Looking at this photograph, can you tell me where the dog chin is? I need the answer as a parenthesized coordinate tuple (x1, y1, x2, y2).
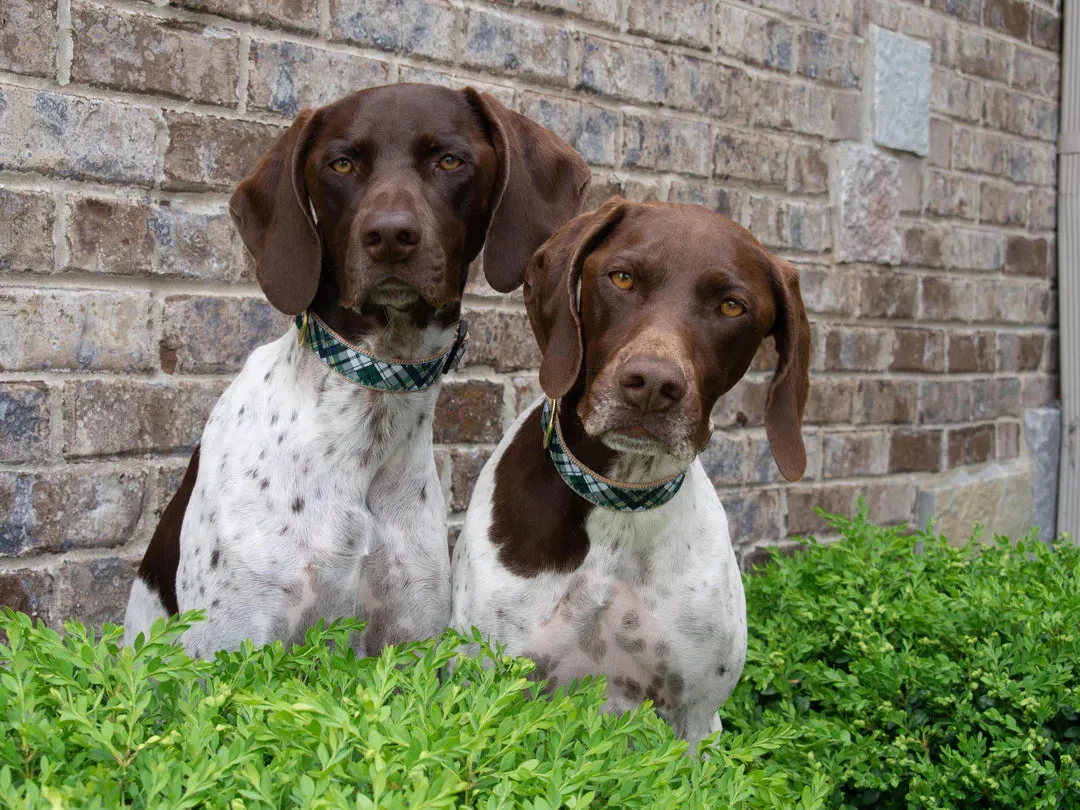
(363, 278, 423, 309)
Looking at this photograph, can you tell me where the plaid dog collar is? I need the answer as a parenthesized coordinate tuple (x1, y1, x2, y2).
(541, 398, 687, 512)
(295, 310, 468, 392)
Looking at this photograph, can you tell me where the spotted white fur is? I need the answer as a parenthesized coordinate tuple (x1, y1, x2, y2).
(124, 313, 455, 658)
(451, 399, 747, 750)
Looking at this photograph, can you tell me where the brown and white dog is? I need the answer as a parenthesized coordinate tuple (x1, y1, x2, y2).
(450, 198, 810, 749)
(123, 84, 590, 657)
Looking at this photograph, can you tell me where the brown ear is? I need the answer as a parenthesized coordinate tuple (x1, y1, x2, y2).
(524, 198, 627, 399)
(765, 259, 811, 482)
(229, 110, 321, 315)
(467, 90, 592, 294)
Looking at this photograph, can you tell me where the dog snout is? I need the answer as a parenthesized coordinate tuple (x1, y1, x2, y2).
(360, 210, 422, 263)
(618, 355, 687, 414)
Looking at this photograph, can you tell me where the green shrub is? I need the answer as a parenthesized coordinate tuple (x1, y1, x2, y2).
(724, 508, 1080, 809)
(1, 509, 1077, 808)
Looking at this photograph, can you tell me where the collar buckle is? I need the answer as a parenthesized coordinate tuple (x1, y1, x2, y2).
(542, 398, 559, 449)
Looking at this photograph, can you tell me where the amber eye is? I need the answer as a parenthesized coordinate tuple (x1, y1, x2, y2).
(438, 154, 463, 171)
(720, 299, 747, 317)
(330, 158, 353, 174)
(609, 271, 634, 291)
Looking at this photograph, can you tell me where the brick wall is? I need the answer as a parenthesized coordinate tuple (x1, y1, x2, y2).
(0, 0, 1062, 626)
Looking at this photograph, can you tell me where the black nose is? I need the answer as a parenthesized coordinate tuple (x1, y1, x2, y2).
(361, 210, 421, 263)
(618, 355, 687, 414)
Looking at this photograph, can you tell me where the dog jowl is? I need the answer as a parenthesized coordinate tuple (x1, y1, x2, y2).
(124, 84, 590, 658)
(451, 198, 810, 749)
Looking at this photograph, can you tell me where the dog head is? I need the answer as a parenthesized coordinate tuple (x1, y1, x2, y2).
(230, 84, 591, 324)
(524, 198, 811, 481)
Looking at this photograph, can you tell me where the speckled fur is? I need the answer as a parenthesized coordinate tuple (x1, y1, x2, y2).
(451, 400, 747, 750)
(124, 312, 454, 658)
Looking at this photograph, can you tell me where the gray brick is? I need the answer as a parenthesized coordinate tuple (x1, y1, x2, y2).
(788, 143, 829, 194)
(0, 0, 56, 77)
(580, 36, 668, 105)
(622, 114, 712, 176)
(332, 0, 456, 61)
(72, 3, 239, 105)
(63, 380, 227, 458)
(957, 29, 1010, 82)
(801, 29, 863, 88)
(667, 56, 753, 123)
(1006, 141, 1056, 186)
(627, 0, 710, 49)
(520, 93, 618, 167)
(0, 383, 50, 463)
(247, 40, 390, 117)
(462, 9, 571, 84)
(461, 309, 540, 372)
(0, 568, 54, 624)
(161, 296, 288, 374)
(942, 228, 1004, 271)
(164, 113, 284, 191)
(1012, 47, 1059, 98)
(0, 85, 162, 184)
(0, 466, 147, 557)
(0, 189, 53, 274)
(66, 197, 252, 282)
(823, 430, 889, 478)
(0, 288, 153, 373)
(54, 557, 139, 628)
(931, 71, 983, 123)
(714, 130, 788, 186)
(450, 448, 491, 512)
(925, 170, 977, 220)
(714, 4, 794, 71)
(170, 0, 319, 31)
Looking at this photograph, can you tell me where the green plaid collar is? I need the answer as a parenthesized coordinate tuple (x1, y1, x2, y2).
(541, 399, 687, 512)
(295, 310, 468, 392)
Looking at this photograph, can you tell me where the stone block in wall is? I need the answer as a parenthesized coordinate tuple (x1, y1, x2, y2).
(1023, 408, 1060, 542)
(332, 0, 457, 61)
(872, 27, 931, 155)
(0, 189, 53, 274)
(0, 85, 162, 185)
(916, 460, 1035, 545)
(0, 0, 56, 77)
(831, 144, 901, 264)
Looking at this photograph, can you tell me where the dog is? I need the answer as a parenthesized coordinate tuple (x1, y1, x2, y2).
(450, 197, 810, 749)
(123, 84, 590, 658)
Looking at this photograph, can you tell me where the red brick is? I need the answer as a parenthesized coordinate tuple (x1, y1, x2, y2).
(904, 224, 946, 268)
(947, 332, 995, 373)
(804, 378, 857, 425)
(71, 3, 239, 105)
(825, 328, 892, 372)
(164, 113, 284, 191)
(434, 381, 504, 444)
(0, 0, 55, 77)
(890, 428, 943, 472)
(997, 332, 1045, 372)
(947, 423, 995, 467)
(858, 270, 918, 319)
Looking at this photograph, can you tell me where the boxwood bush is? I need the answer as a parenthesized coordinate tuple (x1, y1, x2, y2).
(1, 509, 1077, 808)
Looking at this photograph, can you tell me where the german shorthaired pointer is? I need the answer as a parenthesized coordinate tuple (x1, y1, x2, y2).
(124, 84, 590, 657)
(451, 198, 810, 749)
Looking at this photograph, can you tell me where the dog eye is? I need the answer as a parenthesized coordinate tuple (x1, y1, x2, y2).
(720, 299, 746, 317)
(609, 271, 634, 291)
(330, 158, 353, 174)
(438, 154, 463, 171)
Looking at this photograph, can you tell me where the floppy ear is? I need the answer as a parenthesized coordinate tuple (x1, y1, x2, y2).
(229, 110, 321, 315)
(524, 197, 627, 399)
(467, 90, 592, 294)
(764, 259, 811, 482)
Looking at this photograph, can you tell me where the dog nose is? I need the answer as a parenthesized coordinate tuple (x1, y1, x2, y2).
(360, 210, 421, 263)
(618, 355, 687, 414)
